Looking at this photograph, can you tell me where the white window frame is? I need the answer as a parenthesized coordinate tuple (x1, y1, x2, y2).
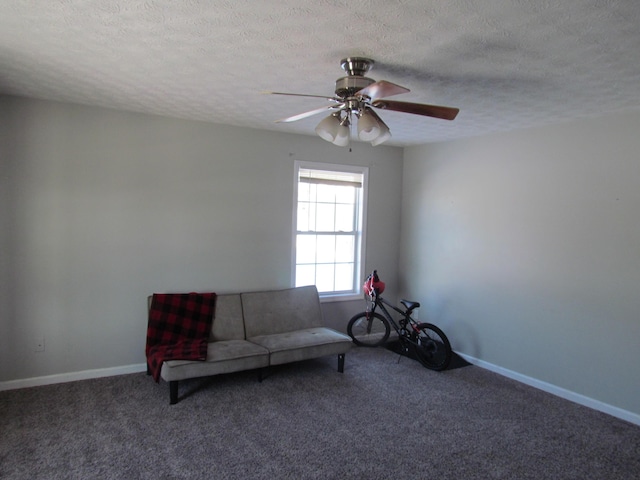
(292, 161, 368, 301)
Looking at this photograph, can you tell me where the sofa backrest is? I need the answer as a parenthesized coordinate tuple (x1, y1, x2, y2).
(241, 285, 323, 338)
(147, 293, 245, 342)
(210, 294, 245, 341)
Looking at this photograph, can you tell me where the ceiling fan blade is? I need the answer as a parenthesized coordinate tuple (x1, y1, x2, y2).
(275, 104, 344, 123)
(356, 80, 410, 101)
(372, 100, 459, 120)
(263, 91, 342, 103)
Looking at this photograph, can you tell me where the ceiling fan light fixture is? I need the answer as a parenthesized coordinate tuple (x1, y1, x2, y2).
(370, 114, 391, 146)
(269, 57, 459, 148)
(357, 108, 381, 142)
(370, 127, 391, 146)
(315, 112, 342, 142)
(366, 107, 391, 145)
(332, 115, 351, 147)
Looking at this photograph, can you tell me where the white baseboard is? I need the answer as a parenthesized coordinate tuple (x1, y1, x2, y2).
(0, 363, 147, 392)
(457, 352, 640, 427)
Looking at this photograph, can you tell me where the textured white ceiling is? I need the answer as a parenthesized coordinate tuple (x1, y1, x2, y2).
(2, 1, 640, 146)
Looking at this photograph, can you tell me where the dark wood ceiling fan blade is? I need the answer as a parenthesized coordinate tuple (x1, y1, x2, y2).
(275, 104, 344, 123)
(263, 91, 342, 103)
(356, 80, 410, 101)
(372, 100, 459, 120)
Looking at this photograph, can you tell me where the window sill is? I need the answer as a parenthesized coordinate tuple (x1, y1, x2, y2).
(319, 293, 363, 303)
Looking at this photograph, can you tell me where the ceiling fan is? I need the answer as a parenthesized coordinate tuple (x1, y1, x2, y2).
(266, 57, 459, 147)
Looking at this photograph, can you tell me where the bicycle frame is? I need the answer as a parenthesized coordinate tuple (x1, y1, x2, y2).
(366, 291, 420, 339)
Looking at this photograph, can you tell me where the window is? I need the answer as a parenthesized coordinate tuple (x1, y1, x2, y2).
(293, 161, 368, 299)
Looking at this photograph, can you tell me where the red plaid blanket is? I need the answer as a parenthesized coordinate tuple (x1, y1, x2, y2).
(146, 292, 217, 382)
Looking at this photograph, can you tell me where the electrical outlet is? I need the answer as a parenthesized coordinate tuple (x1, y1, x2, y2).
(32, 335, 45, 352)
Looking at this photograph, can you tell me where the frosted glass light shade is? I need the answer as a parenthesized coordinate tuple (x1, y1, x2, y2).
(357, 109, 381, 141)
(371, 122, 391, 146)
(315, 113, 341, 142)
(332, 123, 350, 146)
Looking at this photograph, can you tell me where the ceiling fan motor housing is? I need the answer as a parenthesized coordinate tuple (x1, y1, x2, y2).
(335, 76, 375, 98)
(335, 57, 376, 98)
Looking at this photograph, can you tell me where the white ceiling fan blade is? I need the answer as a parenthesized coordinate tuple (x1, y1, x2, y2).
(275, 104, 344, 123)
(263, 91, 343, 103)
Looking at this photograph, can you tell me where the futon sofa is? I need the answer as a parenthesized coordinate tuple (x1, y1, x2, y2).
(147, 285, 352, 404)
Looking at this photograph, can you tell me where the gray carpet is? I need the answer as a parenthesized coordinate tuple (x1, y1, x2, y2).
(1, 347, 638, 479)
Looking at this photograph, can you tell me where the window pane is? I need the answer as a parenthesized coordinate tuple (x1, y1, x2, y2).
(297, 202, 310, 231)
(334, 186, 354, 203)
(316, 203, 335, 231)
(316, 235, 335, 263)
(296, 235, 316, 264)
(298, 182, 310, 201)
(335, 235, 354, 263)
(316, 264, 335, 292)
(335, 204, 355, 231)
(308, 203, 317, 231)
(316, 183, 337, 203)
(335, 263, 354, 291)
(296, 265, 315, 287)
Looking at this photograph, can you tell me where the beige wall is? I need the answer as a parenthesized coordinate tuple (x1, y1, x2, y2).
(400, 111, 640, 419)
(0, 95, 403, 382)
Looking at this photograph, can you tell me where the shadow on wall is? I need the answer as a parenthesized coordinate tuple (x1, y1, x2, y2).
(448, 320, 482, 359)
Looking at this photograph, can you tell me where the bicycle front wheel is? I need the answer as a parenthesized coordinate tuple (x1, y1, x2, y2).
(347, 312, 390, 347)
(411, 323, 452, 371)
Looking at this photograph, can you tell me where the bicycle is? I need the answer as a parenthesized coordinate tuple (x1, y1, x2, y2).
(347, 270, 452, 371)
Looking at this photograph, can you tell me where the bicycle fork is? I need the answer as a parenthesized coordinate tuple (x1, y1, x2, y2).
(364, 302, 377, 334)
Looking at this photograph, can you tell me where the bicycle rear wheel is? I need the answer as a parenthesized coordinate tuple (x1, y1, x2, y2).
(411, 323, 452, 371)
(347, 312, 390, 347)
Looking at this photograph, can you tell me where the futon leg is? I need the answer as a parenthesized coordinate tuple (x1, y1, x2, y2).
(338, 353, 345, 373)
(169, 381, 178, 405)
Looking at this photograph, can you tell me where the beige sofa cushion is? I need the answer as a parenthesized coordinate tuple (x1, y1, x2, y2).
(161, 339, 269, 382)
(248, 327, 351, 366)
